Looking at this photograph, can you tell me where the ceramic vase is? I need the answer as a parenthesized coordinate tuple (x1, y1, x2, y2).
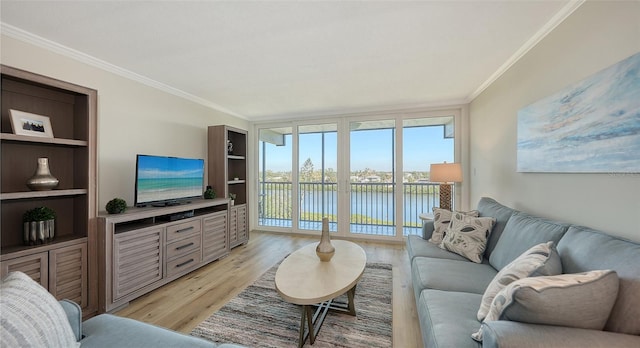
(23, 219, 55, 245)
(316, 217, 335, 262)
(26, 157, 59, 191)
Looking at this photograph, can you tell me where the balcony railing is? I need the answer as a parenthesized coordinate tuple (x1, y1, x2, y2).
(258, 181, 441, 236)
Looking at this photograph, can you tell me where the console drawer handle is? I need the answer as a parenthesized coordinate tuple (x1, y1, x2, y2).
(176, 226, 194, 233)
(176, 242, 194, 251)
(176, 259, 194, 268)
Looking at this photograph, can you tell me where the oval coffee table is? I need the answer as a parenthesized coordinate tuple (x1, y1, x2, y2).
(275, 240, 367, 347)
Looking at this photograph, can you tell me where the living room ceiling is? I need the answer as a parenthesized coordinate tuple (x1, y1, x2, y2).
(1, 1, 578, 121)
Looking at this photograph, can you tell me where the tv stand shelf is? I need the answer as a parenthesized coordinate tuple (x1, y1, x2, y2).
(98, 198, 230, 312)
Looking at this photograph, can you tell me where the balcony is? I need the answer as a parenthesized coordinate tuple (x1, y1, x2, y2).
(258, 181, 441, 236)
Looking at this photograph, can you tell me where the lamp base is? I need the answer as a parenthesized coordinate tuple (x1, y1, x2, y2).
(439, 183, 453, 211)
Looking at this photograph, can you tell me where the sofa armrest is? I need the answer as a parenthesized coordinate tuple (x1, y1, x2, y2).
(482, 321, 640, 348)
(422, 220, 435, 240)
(58, 299, 82, 341)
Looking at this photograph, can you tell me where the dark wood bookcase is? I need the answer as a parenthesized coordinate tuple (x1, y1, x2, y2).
(0, 65, 97, 317)
(207, 125, 248, 247)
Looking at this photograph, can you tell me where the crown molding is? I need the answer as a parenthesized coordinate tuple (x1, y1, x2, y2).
(249, 98, 469, 123)
(467, 0, 586, 102)
(1, 22, 246, 119)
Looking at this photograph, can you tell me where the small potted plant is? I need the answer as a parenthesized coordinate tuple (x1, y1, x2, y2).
(23, 206, 56, 245)
(204, 185, 216, 199)
(106, 198, 127, 214)
(229, 193, 237, 206)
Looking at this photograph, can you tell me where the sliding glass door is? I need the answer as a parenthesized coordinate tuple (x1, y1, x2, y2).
(258, 126, 293, 228)
(348, 120, 396, 236)
(255, 111, 458, 239)
(298, 124, 338, 232)
(402, 116, 454, 235)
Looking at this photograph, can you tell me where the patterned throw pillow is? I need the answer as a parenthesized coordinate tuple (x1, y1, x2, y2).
(471, 270, 619, 342)
(429, 208, 479, 245)
(477, 241, 562, 321)
(439, 212, 496, 263)
(0, 272, 80, 347)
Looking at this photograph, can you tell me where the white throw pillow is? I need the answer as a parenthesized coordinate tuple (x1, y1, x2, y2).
(429, 208, 479, 245)
(472, 270, 619, 342)
(439, 212, 496, 263)
(0, 271, 80, 348)
(477, 241, 562, 321)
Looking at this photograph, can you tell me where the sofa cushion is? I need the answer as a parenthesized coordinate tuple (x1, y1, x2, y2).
(82, 314, 219, 347)
(472, 270, 619, 342)
(557, 225, 640, 335)
(477, 241, 562, 321)
(418, 289, 482, 348)
(0, 272, 80, 348)
(489, 212, 569, 271)
(429, 208, 479, 245)
(476, 197, 517, 258)
(412, 257, 497, 300)
(440, 213, 496, 263)
(482, 321, 640, 348)
(406, 234, 472, 262)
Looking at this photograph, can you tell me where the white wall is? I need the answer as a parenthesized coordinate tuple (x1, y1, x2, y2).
(1, 35, 249, 209)
(469, 1, 640, 241)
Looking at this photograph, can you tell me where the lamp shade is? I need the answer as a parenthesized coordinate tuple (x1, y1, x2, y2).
(430, 162, 462, 183)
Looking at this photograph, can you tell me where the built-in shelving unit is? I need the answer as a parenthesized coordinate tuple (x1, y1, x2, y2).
(0, 65, 97, 317)
(208, 125, 248, 248)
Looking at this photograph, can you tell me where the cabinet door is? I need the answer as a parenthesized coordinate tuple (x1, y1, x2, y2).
(113, 227, 163, 300)
(236, 205, 248, 244)
(229, 207, 238, 246)
(202, 211, 228, 262)
(0, 252, 48, 288)
(49, 243, 87, 308)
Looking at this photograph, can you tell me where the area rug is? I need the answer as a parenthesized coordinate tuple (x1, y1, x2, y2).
(191, 262, 392, 347)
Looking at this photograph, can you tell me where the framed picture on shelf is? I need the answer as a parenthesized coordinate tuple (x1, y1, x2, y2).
(9, 109, 54, 138)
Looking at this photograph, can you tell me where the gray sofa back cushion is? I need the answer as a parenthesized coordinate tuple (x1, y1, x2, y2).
(477, 197, 517, 259)
(489, 212, 569, 271)
(557, 226, 640, 335)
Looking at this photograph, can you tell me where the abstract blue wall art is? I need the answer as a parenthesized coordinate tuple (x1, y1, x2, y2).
(517, 52, 640, 173)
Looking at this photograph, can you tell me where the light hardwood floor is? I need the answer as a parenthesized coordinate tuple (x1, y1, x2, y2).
(116, 231, 423, 347)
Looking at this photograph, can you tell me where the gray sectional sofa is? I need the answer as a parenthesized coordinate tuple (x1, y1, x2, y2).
(407, 197, 640, 348)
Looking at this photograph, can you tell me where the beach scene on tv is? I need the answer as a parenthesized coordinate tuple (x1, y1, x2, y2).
(136, 155, 204, 205)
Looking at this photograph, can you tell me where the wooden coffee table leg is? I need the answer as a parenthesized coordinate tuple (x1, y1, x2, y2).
(298, 305, 307, 348)
(306, 305, 316, 344)
(347, 284, 357, 316)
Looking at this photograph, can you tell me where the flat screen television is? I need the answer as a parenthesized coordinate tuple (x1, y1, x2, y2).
(135, 154, 205, 207)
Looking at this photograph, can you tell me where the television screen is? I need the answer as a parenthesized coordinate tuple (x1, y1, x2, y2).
(135, 154, 205, 206)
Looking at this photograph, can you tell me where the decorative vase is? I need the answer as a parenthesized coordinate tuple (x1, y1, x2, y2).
(23, 219, 54, 245)
(227, 140, 233, 154)
(26, 157, 59, 191)
(316, 217, 335, 262)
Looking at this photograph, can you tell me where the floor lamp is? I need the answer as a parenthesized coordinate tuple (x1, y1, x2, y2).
(430, 162, 462, 211)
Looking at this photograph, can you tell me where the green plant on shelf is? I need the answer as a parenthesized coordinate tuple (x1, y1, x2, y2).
(106, 198, 127, 214)
(204, 186, 216, 199)
(23, 206, 56, 222)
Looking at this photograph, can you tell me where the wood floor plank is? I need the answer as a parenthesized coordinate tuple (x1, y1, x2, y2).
(116, 231, 423, 347)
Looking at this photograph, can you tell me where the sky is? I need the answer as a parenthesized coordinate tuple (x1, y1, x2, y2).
(260, 124, 454, 173)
